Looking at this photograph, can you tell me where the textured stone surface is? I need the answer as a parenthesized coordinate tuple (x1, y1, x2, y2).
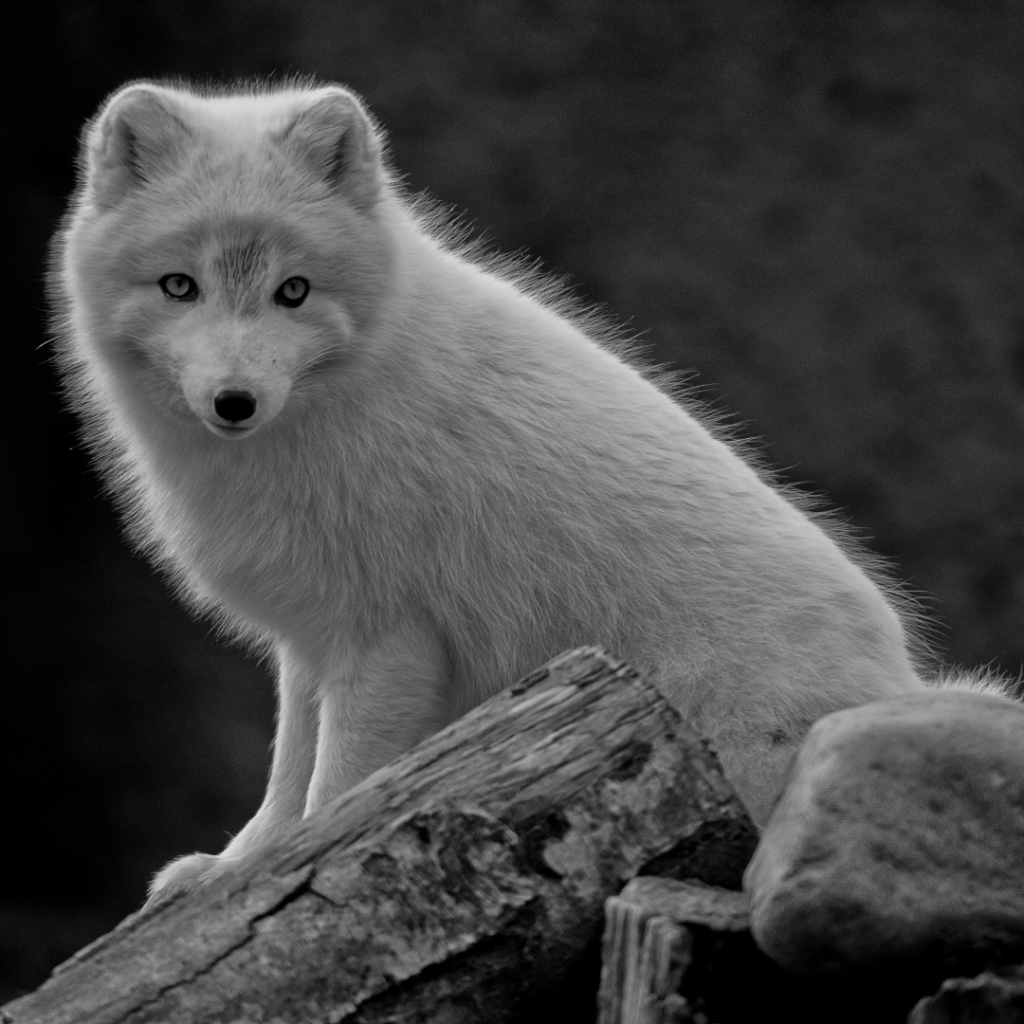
(744, 690, 1024, 979)
(909, 965, 1024, 1024)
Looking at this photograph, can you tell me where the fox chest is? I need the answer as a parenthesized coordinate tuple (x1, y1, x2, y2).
(156, 474, 363, 627)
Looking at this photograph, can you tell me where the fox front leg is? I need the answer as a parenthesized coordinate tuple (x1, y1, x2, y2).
(146, 646, 316, 903)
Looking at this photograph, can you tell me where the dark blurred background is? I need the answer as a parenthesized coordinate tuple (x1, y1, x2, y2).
(4, 0, 1023, 1002)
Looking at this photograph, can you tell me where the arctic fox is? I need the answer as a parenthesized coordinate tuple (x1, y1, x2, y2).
(52, 80, 999, 901)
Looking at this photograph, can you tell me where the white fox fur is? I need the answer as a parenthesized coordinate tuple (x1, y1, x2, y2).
(52, 80, 1011, 901)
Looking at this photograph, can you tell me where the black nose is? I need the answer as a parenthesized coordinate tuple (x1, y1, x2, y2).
(214, 390, 257, 423)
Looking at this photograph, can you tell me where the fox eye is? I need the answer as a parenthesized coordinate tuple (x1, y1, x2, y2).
(275, 277, 309, 308)
(159, 274, 199, 301)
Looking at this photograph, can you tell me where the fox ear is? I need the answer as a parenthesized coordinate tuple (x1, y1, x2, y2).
(83, 84, 192, 210)
(281, 88, 384, 211)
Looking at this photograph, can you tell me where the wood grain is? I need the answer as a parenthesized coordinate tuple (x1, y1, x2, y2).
(3, 647, 756, 1024)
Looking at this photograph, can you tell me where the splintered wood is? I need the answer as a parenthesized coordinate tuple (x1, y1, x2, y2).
(598, 877, 765, 1024)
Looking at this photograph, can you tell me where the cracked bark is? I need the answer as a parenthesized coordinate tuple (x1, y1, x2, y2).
(2, 647, 757, 1024)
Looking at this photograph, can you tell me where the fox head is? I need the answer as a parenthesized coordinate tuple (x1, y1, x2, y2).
(59, 81, 395, 442)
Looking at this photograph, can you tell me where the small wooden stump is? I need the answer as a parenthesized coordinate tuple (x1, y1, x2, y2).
(598, 877, 789, 1024)
(3, 648, 758, 1024)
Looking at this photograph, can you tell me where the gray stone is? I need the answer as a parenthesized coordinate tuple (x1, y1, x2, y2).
(744, 690, 1024, 979)
(909, 965, 1024, 1023)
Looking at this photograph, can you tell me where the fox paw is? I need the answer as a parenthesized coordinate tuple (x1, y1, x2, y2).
(146, 852, 239, 906)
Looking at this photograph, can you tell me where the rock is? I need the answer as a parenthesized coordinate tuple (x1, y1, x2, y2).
(909, 965, 1024, 1024)
(744, 690, 1024, 980)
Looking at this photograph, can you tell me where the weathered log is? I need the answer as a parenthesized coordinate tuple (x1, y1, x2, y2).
(2, 647, 757, 1024)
